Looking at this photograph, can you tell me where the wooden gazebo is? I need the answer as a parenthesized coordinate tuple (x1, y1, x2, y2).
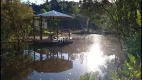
(32, 10, 74, 42)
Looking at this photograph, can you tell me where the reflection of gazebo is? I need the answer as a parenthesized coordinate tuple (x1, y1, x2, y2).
(32, 10, 73, 42)
(34, 58, 73, 73)
(32, 49, 73, 73)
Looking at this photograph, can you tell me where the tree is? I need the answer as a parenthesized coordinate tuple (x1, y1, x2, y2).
(70, 2, 80, 16)
(59, 2, 67, 12)
(80, 0, 141, 79)
(40, 8, 46, 13)
(1, 0, 34, 42)
(81, 0, 141, 46)
(44, 4, 51, 11)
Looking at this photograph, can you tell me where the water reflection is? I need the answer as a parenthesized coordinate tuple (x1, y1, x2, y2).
(86, 35, 116, 72)
(1, 34, 124, 80)
(34, 58, 73, 73)
(1, 43, 34, 80)
(87, 43, 106, 72)
(32, 50, 73, 73)
(28, 34, 119, 79)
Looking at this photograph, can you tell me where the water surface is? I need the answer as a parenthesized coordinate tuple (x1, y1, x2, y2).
(2, 34, 124, 80)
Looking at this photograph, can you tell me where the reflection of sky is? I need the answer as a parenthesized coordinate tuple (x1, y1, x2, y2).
(85, 35, 115, 74)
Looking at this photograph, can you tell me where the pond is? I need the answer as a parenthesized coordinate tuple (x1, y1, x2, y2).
(1, 34, 125, 80)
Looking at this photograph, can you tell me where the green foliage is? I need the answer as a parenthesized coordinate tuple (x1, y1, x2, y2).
(111, 54, 141, 80)
(39, 48, 49, 54)
(81, 0, 141, 37)
(136, 10, 141, 26)
(40, 9, 46, 13)
(1, 0, 34, 42)
(80, 73, 90, 80)
(80, 72, 99, 80)
(111, 0, 141, 38)
(70, 3, 80, 16)
(59, 2, 67, 12)
(49, 19, 60, 28)
(44, 4, 51, 11)
(80, 0, 141, 80)
(125, 33, 141, 57)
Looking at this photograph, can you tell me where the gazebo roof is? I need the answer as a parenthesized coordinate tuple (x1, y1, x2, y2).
(34, 10, 73, 19)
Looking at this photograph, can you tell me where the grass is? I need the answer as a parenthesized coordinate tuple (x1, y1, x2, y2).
(72, 30, 102, 34)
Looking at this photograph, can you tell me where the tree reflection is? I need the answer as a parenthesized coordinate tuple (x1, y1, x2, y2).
(1, 42, 34, 80)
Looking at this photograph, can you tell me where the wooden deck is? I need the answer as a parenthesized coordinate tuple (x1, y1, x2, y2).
(2, 35, 73, 45)
(28, 36, 73, 46)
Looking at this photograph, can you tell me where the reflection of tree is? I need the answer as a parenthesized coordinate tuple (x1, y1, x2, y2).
(68, 52, 85, 64)
(1, 43, 34, 80)
(70, 53, 77, 60)
(79, 53, 84, 64)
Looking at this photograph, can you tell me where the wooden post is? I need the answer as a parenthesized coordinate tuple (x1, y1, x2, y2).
(57, 52, 58, 59)
(40, 53, 42, 61)
(34, 49, 35, 62)
(46, 54, 48, 59)
(69, 19, 71, 40)
(61, 52, 62, 59)
(33, 16, 35, 41)
(47, 18, 48, 29)
(68, 53, 69, 61)
(47, 18, 48, 39)
(69, 29, 70, 40)
(50, 19, 51, 34)
(39, 17, 40, 40)
(57, 25, 59, 40)
(68, 19, 70, 39)
(53, 53, 54, 59)
(40, 16, 42, 40)
(50, 52, 51, 58)
(49, 18, 52, 41)
(57, 18, 60, 40)
(41, 16, 43, 40)
(33, 16, 36, 62)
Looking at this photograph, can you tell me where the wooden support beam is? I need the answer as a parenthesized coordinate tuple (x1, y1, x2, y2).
(52, 54, 54, 59)
(39, 16, 41, 40)
(33, 16, 36, 62)
(57, 25, 59, 40)
(69, 29, 71, 40)
(69, 20, 71, 39)
(61, 52, 62, 59)
(33, 16, 35, 41)
(68, 53, 69, 61)
(46, 54, 49, 59)
(40, 53, 43, 61)
(68, 20, 70, 39)
(40, 16, 43, 40)
(57, 52, 58, 59)
(50, 52, 51, 58)
(47, 18, 48, 31)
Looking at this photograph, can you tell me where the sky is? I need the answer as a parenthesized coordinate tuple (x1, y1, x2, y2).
(21, 0, 79, 5)
(20, 0, 115, 5)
